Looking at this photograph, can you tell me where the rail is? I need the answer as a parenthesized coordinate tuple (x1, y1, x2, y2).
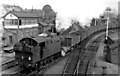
(75, 32, 104, 75)
(62, 36, 89, 76)
(2, 60, 18, 71)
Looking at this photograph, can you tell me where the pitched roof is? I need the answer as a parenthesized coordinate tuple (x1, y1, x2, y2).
(33, 35, 61, 43)
(61, 24, 85, 35)
(33, 36, 48, 43)
(3, 10, 44, 18)
(61, 26, 73, 35)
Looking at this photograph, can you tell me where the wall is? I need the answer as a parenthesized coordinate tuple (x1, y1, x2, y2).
(3, 27, 39, 46)
(3, 29, 17, 46)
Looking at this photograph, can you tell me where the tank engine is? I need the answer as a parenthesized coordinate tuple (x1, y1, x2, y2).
(13, 36, 64, 70)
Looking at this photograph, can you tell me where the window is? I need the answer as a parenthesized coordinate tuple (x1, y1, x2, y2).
(25, 20, 28, 24)
(11, 20, 14, 25)
(9, 35, 12, 44)
(22, 20, 25, 25)
(30, 30, 33, 36)
(4, 20, 12, 25)
(28, 19, 31, 24)
(14, 20, 18, 25)
(19, 20, 21, 25)
(35, 19, 37, 23)
(5, 19, 19, 25)
(31, 19, 34, 24)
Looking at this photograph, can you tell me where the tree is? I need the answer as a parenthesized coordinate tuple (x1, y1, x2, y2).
(42, 5, 56, 24)
(41, 5, 57, 33)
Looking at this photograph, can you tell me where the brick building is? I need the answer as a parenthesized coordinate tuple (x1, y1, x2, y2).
(2, 5, 56, 48)
(2, 10, 41, 46)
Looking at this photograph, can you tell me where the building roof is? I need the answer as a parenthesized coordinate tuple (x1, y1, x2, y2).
(61, 24, 85, 35)
(33, 35, 61, 43)
(2, 10, 44, 18)
(33, 36, 48, 43)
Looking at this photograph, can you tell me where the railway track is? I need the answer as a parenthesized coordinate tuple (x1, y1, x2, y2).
(62, 33, 104, 76)
(75, 35, 102, 75)
(2, 31, 115, 75)
(62, 38, 88, 76)
(2, 59, 18, 71)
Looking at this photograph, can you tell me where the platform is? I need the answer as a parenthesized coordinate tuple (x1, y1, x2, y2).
(90, 40, 119, 75)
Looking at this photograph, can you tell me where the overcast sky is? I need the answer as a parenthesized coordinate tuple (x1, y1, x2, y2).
(0, 0, 119, 28)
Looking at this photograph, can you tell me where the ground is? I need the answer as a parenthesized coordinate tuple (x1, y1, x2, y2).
(90, 32, 119, 75)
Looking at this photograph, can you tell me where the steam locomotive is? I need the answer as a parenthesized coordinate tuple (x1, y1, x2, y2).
(13, 35, 75, 71)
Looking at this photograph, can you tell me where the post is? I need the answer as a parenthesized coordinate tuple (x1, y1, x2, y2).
(66, 38, 68, 47)
(95, 18, 96, 26)
(17, 19, 19, 42)
(105, 7, 111, 40)
(105, 17, 109, 40)
(102, 66, 107, 75)
(43, 26, 45, 33)
(1, 21, 4, 54)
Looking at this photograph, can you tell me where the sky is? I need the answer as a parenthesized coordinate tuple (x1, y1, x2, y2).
(0, 0, 119, 28)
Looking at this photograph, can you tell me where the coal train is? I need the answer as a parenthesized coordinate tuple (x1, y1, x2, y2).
(13, 35, 76, 71)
